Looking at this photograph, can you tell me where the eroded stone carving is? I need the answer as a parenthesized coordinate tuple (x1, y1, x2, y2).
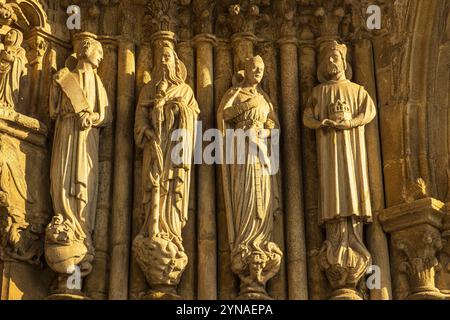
(0, 28, 28, 111)
(132, 40, 199, 300)
(380, 198, 450, 300)
(45, 32, 111, 298)
(0, 108, 48, 265)
(218, 55, 282, 300)
(303, 41, 376, 300)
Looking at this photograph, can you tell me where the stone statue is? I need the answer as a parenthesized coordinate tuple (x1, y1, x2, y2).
(132, 40, 199, 299)
(45, 33, 111, 298)
(217, 55, 282, 300)
(0, 28, 27, 110)
(303, 40, 377, 300)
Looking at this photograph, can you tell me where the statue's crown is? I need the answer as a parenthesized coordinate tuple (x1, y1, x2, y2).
(319, 40, 347, 62)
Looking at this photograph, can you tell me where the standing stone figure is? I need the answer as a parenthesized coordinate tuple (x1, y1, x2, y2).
(133, 41, 199, 299)
(0, 28, 27, 110)
(45, 33, 111, 297)
(218, 55, 282, 300)
(303, 41, 376, 300)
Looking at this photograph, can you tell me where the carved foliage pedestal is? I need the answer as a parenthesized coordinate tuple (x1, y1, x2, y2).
(380, 198, 450, 300)
(437, 208, 450, 294)
(133, 234, 188, 300)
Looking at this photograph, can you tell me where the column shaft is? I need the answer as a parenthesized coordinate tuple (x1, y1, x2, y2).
(279, 38, 308, 300)
(195, 34, 217, 300)
(109, 39, 135, 300)
(354, 38, 392, 300)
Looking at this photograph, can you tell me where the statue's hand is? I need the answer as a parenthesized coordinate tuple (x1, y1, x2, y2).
(334, 120, 352, 130)
(90, 112, 100, 123)
(79, 111, 93, 130)
(321, 119, 338, 128)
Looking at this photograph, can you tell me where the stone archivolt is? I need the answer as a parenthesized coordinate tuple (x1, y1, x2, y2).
(0, 0, 449, 301)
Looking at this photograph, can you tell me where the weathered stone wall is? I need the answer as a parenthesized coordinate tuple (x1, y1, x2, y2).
(0, 0, 449, 300)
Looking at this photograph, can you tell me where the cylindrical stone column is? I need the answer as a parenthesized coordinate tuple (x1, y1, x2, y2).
(353, 38, 392, 300)
(108, 38, 135, 300)
(278, 36, 308, 300)
(193, 33, 217, 300)
(298, 41, 329, 300)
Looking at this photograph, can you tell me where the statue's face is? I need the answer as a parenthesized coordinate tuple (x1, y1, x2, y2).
(245, 59, 264, 85)
(4, 30, 18, 47)
(160, 47, 176, 70)
(326, 49, 345, 79)
(84, 44, 103, 69)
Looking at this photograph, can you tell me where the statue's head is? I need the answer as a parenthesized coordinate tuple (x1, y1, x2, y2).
(4, 28, 23, 47)
(153, 41, 186, 85)
(317, 41, 349, 82)
(244, 55, 265, 86)
(76, 37, 103, 69)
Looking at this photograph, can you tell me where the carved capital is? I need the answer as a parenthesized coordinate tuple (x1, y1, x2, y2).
(380, 198, 450, 300)
(437, 208, 450, 294)
(143, 0, 178, 35)
(217, 1, 271, 37)
(192, 0, 214, 35)
(25, 32, 48, 67)
(297, 0, 349, 41)
(275, 0, 297, 39)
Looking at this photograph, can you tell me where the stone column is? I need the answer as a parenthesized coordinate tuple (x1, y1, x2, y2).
(380, 198, 448, 300)
(298, 40, 329, 300)
(177, 39, 197, 300)
(278, 36, 308, 300)
(214, 38, 239, 299)
(193, 33, 217, 300)
(108, 38, 135, 300)
(353, 38, 392, 300)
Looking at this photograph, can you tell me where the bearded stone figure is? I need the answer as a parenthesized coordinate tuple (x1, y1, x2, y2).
(0, 28, 27, 111)
(303, 41, 376, 300)
(133, 41, 199, 300)
(218, 55, 282, 300)
(45, 33, 111, 298)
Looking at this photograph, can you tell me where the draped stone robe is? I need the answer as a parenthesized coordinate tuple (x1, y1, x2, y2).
(49, 68, 111, 256)
(303, 79, 376, 225)
(218, 85, 282, 284)
(0, 45, 27, 110)
(135, 81, 199, 249)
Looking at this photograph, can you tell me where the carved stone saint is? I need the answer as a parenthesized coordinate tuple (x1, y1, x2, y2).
(133, 41, 199, 300)
(45, 33, 111, 298)
(218, 55, 282, 300)
(0, 28, 28, 110)
(303, 41, 377, 300)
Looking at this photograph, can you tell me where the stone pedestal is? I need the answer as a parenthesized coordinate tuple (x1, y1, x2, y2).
(380, 198, 450, 300)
